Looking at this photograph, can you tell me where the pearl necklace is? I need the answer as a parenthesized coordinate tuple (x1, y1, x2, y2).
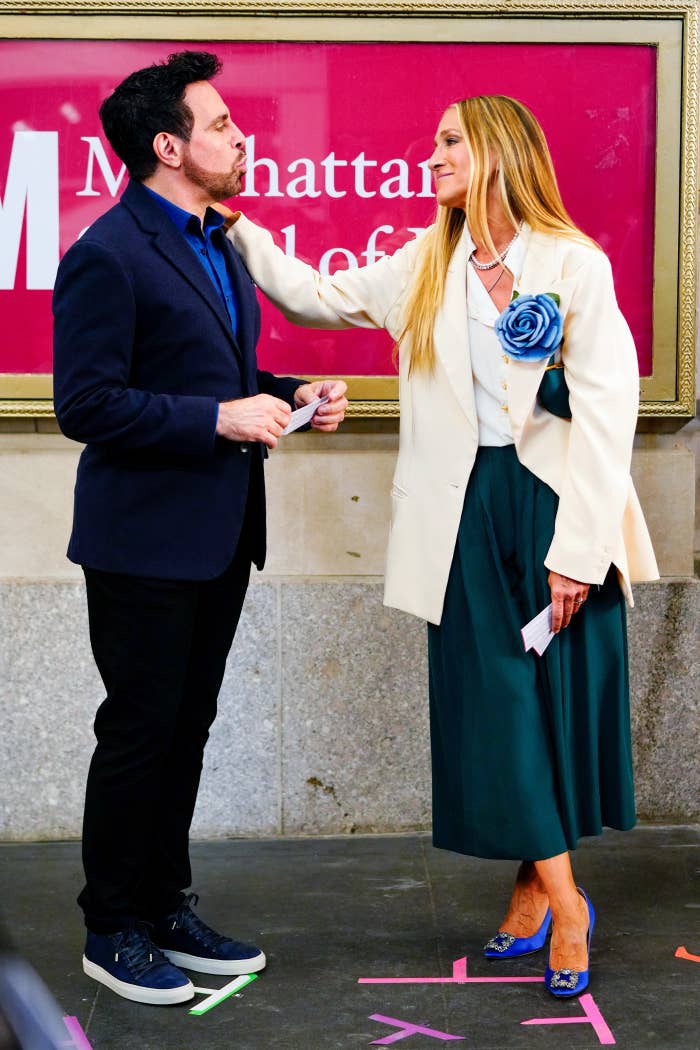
(469, 224, 522, 270)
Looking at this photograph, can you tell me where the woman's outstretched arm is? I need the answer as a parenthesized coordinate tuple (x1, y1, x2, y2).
(227, 213, 425, 338)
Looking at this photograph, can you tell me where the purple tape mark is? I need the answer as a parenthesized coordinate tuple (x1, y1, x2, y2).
(369, 1013, 465, 1044)
(62, 1016, 94, 1050)
(521, 993, 615, 1045)
(359, 955, 543, 985)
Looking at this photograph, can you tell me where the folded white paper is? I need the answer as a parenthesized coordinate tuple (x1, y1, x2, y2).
(521, 603, 555, 657)
(281, 396, 329, 436)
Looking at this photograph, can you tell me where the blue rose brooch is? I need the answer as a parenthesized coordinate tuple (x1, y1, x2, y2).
(495, 292, 571, 419)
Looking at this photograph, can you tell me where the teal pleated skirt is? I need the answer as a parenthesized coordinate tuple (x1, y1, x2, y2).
(427, 445, 635, 861)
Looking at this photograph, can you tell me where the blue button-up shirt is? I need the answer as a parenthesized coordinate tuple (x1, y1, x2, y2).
(145, 186, 238, 336)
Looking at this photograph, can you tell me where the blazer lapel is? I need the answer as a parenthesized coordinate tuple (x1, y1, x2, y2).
(506, 230, 576, 428)
(219, 235, 260, 389)
(151, 223, 244, 361)
(433, 225, 478, 430)
(121, 181, 243, 362)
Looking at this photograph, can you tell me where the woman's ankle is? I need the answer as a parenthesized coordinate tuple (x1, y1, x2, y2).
(550, 888, 588, 929)
(500, 878, 550, 935)
(516, 861, 548, 897)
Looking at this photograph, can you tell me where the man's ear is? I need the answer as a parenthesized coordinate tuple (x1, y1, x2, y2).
(152, 132, 182, 169)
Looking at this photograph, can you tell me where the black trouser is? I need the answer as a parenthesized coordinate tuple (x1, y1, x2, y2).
(78, 533, 252, 934)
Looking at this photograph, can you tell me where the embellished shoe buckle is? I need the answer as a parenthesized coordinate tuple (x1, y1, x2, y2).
(484, 932, 516, 953)
(550, 968, 579, 990)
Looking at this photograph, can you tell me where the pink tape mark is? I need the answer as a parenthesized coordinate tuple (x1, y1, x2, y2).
(521, 992, 615, 1045)
(359, 955, 543, 985)
(369, 1013, 465, 1044)
(676, 946, 700, 963)
(62, 1016, 94, 1050)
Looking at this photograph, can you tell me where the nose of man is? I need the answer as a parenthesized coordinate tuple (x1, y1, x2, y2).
(231, 124, 246, 152)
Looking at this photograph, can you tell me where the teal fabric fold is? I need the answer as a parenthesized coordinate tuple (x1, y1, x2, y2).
(427, 445, 634, 861)
(537, 357, 571, 419)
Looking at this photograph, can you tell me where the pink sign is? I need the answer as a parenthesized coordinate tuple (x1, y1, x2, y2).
(0, 39, 656, 378)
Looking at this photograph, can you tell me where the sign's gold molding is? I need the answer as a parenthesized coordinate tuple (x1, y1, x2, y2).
(0, 1, 696, 12)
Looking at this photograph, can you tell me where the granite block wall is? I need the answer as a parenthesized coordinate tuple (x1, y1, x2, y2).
(0, 577, 697, 841)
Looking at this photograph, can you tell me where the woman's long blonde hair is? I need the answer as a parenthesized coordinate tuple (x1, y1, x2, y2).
(400, 95, 597, 375)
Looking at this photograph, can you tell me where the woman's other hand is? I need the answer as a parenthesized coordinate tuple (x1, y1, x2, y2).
(548, 572, 590, 632)
(294, 379, 348, 432)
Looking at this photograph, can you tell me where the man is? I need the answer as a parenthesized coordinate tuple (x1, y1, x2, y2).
(52, 50, 347, 1006)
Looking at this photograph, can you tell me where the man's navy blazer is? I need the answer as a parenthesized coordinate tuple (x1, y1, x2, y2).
(53, 180, 303, 580)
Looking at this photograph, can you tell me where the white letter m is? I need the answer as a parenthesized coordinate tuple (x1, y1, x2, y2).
(0, 131, 59, 290)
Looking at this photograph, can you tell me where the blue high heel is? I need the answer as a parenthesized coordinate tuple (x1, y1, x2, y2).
(483, 907, 552, 958)
(545, 887, 595, 997)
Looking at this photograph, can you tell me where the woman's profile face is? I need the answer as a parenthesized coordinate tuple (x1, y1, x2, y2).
(428, 108, 472, 210)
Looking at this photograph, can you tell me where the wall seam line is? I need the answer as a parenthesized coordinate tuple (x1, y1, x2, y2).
(277, 578, 284, 835)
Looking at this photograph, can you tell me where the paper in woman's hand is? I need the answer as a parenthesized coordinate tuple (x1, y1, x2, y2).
(521, 604, 555, 656)
(280, 396, 329, 436)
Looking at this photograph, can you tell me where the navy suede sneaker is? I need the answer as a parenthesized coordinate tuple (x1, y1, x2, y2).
(83, 923, 194, 1005)
(154, 894, 266, 975)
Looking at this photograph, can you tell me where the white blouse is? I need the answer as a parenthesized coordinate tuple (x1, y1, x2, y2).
(466, 228, 528, 447)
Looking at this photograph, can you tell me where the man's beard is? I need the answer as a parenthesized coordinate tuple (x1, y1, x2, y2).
(181, 148, 242, 201)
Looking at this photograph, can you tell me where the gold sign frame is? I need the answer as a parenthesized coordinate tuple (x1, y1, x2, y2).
(0, 0, 696, 420)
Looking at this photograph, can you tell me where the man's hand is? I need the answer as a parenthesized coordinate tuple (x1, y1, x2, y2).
(548, 571, 591, 632)
(216, 394, 292, 449)
(294, 380, 348, 432)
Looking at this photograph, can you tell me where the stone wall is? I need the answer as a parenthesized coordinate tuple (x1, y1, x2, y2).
(0, 575, 697, 840)
(0, 425, 697, 840)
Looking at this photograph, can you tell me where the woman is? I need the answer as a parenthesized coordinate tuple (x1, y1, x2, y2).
(222, 95, 659, 996)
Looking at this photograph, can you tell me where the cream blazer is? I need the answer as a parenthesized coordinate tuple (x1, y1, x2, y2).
(229, 216, 659, 625)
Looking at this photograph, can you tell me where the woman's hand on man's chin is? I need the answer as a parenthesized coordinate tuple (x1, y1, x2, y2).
(211, 201, 239, 231)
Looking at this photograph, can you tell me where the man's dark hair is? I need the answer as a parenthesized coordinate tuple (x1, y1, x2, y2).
(99, 51, 222, 182)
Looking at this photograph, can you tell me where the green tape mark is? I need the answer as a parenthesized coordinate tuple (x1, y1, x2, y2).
(189, 973, 258, 1016)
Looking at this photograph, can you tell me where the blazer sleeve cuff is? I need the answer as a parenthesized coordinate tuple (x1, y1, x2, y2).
(181, 395, 220, 456)
(257, 371, 307, 409)
(543, 540, 611, 586)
